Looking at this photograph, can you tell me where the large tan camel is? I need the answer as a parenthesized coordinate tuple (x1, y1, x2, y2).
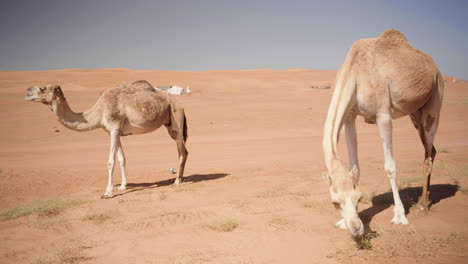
(322, 29, 444, 236)
(25, 80, 189, 198)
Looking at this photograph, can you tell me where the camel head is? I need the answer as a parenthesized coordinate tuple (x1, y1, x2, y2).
(25, 84, 64, 105)
(323, 160, 364, 236)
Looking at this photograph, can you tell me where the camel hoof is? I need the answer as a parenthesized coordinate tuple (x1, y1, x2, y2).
(390, 215, 409, 225)
(416, 201, 430, 212)
(100, 194, 114, 199)
(173, 179, 183, 185)
(118, 185, 127, 191)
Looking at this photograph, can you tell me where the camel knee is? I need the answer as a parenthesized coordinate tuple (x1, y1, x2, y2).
(384, 162, 397, 179)
(423, 157, 433, 175)
(386, 168, 396, 178)
(107, 159, 115, 170)
(118, 156, 126, 166)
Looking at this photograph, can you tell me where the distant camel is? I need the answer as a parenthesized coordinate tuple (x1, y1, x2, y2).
(26, 80, 188, 198)
(322, 29, 444, 235)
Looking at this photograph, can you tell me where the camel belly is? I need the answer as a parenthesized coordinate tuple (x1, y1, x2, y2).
(120, 119, 165, 136)
(355, 82, 432, 122)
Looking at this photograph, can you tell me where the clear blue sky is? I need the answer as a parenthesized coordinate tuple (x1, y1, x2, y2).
(1, 0, 467, 79)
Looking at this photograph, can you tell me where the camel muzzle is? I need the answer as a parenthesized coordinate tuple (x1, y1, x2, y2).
(25, 88, 38, 101)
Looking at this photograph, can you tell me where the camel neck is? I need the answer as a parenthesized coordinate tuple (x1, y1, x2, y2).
(322, 75, 354, 170)
(323, 125, 340, 170)
(51, 95, 101, 132)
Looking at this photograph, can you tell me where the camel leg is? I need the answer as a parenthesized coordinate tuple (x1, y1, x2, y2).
(345, 115, 360, 183)
(117, 145, 127, 191)
(410, 106, 441, 210)
(102, 129, 120, 199)
(173, 139, 188, 185)
(376, 113, 409, 224)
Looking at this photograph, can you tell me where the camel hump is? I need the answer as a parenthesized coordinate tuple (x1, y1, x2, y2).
(131, 80, 154, 90)
(377, 29, 408, 48)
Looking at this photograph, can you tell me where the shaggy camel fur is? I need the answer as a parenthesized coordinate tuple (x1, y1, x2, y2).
(322, 29, 444, 235)
(26, 80, 188, 198)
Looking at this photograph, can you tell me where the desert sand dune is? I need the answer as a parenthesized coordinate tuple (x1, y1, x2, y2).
(0, 69, 467, 263)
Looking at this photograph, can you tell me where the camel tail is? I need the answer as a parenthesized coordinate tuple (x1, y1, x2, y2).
(183, 112, 188, 143)
(436, 69, 444, 106)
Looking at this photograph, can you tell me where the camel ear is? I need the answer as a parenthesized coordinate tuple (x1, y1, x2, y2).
(53, 85, 64, 97)
(322, 171, 331, 185)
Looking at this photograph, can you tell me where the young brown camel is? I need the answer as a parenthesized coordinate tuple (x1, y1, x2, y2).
(322, 29, 444, 235)
(25, 80, 189, 198)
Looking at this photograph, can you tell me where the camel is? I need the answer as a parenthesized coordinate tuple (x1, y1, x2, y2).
(25, 80, 189, 198)
(322, 29, 444, 236)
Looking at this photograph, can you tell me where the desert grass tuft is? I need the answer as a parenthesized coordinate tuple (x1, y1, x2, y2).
(205, 218, 239, 232)
(302, 201, 316, 208)
(28, 243, 90, 264)
(459, 186, 468, 195)
(82, 212, 111, 224)
(54, 245, 89, 264)
(439, 148, 449, 153)
(352, 231, 379, 250)
(1, 198, 85, 221)
(267, 215, 289, 230)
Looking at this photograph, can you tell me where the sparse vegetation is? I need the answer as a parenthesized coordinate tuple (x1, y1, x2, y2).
(434, 160, 468, 181)
(399, 176, 421, 188)
(172, 185, 194, 192)
(257, 187, 310, 199)
(352, 232, 379, 250)
(35, 217, 63, 228)
(28, 243, 90, 264)
(303, 199, 328, 209)
(159, 191, 167, 200)
(444, 96, 468, 110)
(205, 218, 239, 232)
(399, 168, 417, 174)
(228, 199, 251, 209)
(291, 190, 310, 197)
(459, 186, 468, 195)
(0, 198, 85, 221)
(302, 198, 335, 215)
(267, 215, 289, 230)
(439, 148, 449, 153)
(333, 227, 466, 263)
(360, 193, 375, 204)
(159, 250, 220, 264)
(82, 212, 111, 224)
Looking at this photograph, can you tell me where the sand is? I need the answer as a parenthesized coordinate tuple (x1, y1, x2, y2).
(0, 69, 467, 263)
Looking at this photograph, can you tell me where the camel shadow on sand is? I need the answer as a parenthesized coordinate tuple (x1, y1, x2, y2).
(116, 173, 230, 196)
(359, 184, 459, 232)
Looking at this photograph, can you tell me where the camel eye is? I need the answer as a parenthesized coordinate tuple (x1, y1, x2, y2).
(332, 202, 341, 209)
